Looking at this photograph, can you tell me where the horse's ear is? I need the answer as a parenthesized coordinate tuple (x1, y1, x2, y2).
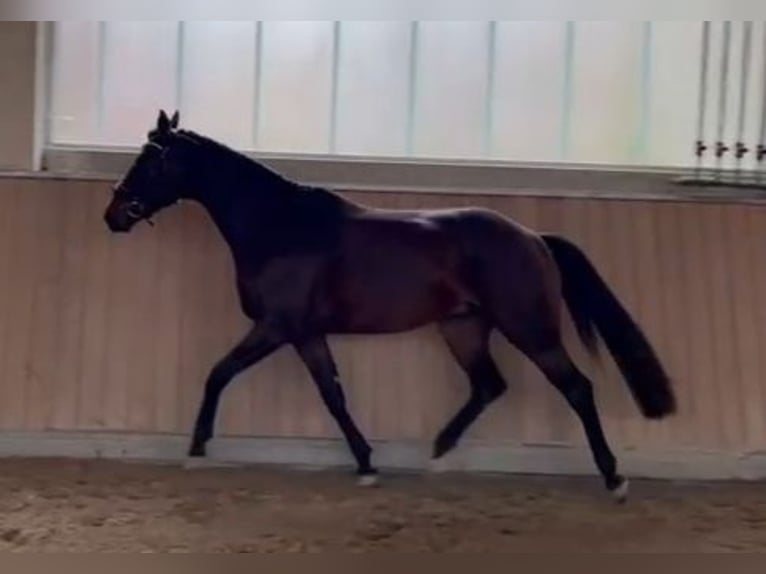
(170, 110, 180, 130)
(157, 109, 171, 133)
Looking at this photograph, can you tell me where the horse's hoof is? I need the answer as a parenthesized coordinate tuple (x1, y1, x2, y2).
(357, 473, 380, 487)
(610, 477, 629, 504)
(188, 442, 206, 458)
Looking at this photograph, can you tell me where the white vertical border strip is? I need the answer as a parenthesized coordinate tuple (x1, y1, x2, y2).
(757, 21, 766, 184)
(33, 21, 53, 171)
(96, 21, 107, 138)
(174, 21, 186, 115)
(694, 22, 711, 178)
(559, 21, 575, 161)
(482, 20, 497, 158)
(635, 21, 653, 163)
(405, 21, 419, 157)
(328, 21, 341, 154)
(252, 21, 264, 149)
(734, 21, 753, 179)
(714, 21, 732, 179)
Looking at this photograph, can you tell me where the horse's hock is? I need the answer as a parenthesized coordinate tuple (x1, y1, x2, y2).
(1, 175, 766, 481)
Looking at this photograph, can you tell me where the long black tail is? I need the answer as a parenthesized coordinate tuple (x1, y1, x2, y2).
(541, 233, 676, 419)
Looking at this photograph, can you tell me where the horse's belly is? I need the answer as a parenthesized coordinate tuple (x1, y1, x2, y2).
(324, 265, 469, 334)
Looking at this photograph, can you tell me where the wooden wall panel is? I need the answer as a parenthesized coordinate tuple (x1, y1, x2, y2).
(1, 177, 766, 457)
(748, 205, 766, 446)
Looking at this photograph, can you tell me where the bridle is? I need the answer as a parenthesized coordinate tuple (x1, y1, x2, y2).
(112, 140, 169, 227)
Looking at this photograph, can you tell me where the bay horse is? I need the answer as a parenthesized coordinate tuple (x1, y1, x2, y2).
(104, 110, 676, 501)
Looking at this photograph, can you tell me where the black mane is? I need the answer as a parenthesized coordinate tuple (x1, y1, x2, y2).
(174, 129, 358, 257)
(177, 129, 356, 216)
(177, 129, 296, 191)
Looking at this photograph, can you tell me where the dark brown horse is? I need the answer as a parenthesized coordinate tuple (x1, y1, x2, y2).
(104, 110, 676, 501)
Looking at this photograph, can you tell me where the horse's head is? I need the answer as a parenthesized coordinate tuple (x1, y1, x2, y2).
(104, 109, 190, 232)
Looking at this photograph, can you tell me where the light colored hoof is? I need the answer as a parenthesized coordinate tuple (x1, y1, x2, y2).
(357, 474, 380, 487)
(183, 456, 209, 470)
(611, 478, 629, 503)
(428, 456, 450, 474)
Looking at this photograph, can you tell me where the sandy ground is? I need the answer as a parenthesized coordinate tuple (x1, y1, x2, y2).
(1, 458, 766, 552)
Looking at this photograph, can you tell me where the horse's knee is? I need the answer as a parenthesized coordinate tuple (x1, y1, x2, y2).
(481, 377, 507, 402)
(470, 359, 507, 403)
(559, 377, 594, 408)
(207, 361, 238, 390)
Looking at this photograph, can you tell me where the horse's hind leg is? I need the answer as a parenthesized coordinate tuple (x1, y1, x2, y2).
(493, 300, 626, 499)
(476, 234, 626, 500)
(524, 342, 628, 501)
(495, 288, 627, 499)
(431, 312, 508, 463)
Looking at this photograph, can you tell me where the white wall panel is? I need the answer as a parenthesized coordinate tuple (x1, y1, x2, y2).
(412, 22, 489, 159)
(256, 21, 334, 154)
(644, 22, 701, 167)
(334, 22, 411, 157)
(491, 22, 567, 162)
(180, 22, 257, 149)
(49, 22, 100, 144)
(100, 22, 179, 146)
(569, 22, 644, 165)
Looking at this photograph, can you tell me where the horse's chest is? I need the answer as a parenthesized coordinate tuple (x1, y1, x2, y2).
(235, 259, 322, 320)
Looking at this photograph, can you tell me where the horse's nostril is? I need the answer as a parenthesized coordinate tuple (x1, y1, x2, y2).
(104, 208, 130, 233)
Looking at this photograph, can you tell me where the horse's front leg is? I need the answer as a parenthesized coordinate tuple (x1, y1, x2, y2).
(188, 323, 285, 458)
(294, 336, 378, 486)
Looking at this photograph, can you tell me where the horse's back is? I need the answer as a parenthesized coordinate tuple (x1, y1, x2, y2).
(339, 204, 545, 279)
(348, 204, 536, 240)
(314, 204, 548, 333)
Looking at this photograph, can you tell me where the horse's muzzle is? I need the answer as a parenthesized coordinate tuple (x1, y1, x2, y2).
(104, 206, 135, 233)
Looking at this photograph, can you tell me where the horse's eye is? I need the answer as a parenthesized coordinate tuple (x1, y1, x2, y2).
(126, 201, 144, 218)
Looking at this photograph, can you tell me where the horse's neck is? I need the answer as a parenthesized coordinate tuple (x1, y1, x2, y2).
(192, 183, 280, 262)
(187, 155, 351, 269)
